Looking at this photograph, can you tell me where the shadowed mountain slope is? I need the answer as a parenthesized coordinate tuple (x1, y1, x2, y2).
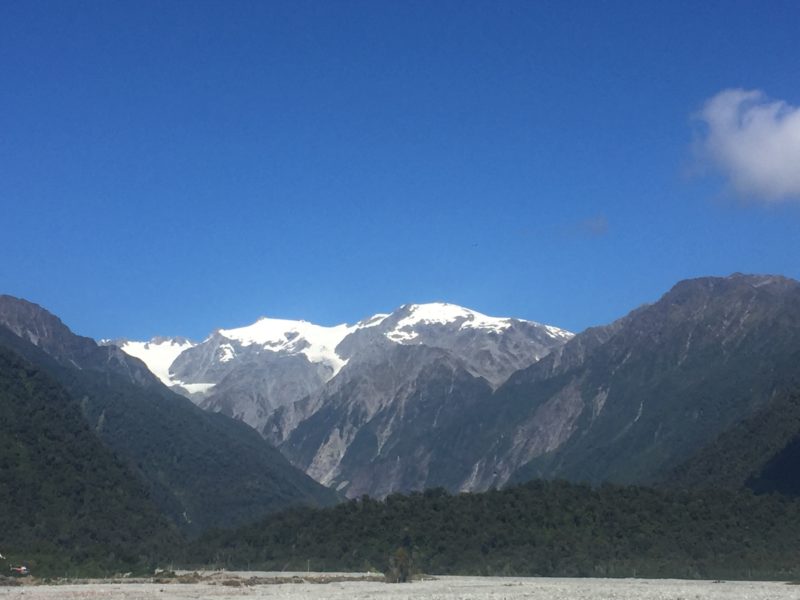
(665, 390, 800, 494)
(0, 296, 338, 536)
(499, 274, 800, 486)
(0, 345, 180, 574)
(268, 274, 800, 497)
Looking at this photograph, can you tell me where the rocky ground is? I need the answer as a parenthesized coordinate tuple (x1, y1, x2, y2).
(0, 572, 797, 599)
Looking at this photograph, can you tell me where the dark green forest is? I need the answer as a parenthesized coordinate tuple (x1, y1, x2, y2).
(667, 391, 800, 495)
(188, 481, 800, 581)
(4, 297, 800, 581)
(0, 347, 180, 576)
(0, 320, 337, 539)
(6, 339, 800, 581)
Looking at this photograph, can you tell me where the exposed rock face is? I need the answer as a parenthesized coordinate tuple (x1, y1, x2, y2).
(0, 295, 160, 388)
(113, 303, 572, 445)
(275, 345, 494, 497)
(336, 304, 572, 387)
(105, 302, 571, 499)
(266, 304, 573, 497)
(92, 274, 800, 500)
(280, 274, 800, 498)
(497, 274, 800, 487)
(199, 354, 333, 425)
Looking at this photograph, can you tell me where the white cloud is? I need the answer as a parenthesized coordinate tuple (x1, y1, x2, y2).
(695, 89, 800, 201)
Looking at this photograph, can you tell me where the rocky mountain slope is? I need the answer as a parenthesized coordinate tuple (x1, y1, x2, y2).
(498, 274, 800, 487)
(95, 274, 800, 501)
(274, 344, 495, 496)
(277, 274, 800, 498)
(0, 295, 338, 536)
(262, 305, 578, 497)
(0, 295, 158, 388)
(113, 303, 572, 443)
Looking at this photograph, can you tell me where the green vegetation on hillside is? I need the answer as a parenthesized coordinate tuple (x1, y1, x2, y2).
(189, 480, 800, 580)
(506, 276, 800, 487)
(0, 322, 338, 538)
(0, 346, 180, 576)
(667, 391, 800, 493)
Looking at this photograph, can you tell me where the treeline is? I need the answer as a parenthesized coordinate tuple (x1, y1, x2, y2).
(187, 480, 800, 580)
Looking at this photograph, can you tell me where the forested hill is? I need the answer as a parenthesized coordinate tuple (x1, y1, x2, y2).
(0, 345, 180, 575)
(0, 299, 339, 537)
(666, 390, 800, 494)
(189, 480, 800, 581)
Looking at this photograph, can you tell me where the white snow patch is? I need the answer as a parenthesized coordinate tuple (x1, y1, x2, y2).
(386, 302, 573, 342)
(397, 303, 513, 333)
(120, 338, 195, 386)
(218, 317, 356, 376)
(545, 324, 574, 340)
(217, 343, 236, 363)
(357, 313, 389, 328)
(387, 328, 420, 342)
(177, 382, 216, 394)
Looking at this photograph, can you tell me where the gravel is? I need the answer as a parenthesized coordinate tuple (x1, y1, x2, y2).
(0, 574, 795, 599)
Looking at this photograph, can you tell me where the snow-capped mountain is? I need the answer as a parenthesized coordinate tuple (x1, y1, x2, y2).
(273, 275, 800, 499)
(260, 304, 568, 496)
(339, 303, 572, 387)
(107, 303, 570, 499)
(110, 303, 571, 438)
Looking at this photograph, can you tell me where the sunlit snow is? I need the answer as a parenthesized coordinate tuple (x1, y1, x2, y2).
(218, 318, 355, 376)
(217, 343, 236, 363)
(176, 381, 216, 394)
(386, 303, 572, 342)
(120, 338, 195, 386)
(117, 304, 572, 387)
(358, 313, 390, 328)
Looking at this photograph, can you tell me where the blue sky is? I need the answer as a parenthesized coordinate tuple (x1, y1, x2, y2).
(2, 0, 799, 341)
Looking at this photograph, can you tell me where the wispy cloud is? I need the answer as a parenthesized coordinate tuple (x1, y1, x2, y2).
(516, 215, 609, 240)
(694, 89, 800, 201)
(577, 215, 609, 237)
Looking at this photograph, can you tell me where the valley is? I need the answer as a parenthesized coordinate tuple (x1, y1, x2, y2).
(3, 274, 800, 579)
(4, 1, 797, 588)
(108, 274, 800, 499)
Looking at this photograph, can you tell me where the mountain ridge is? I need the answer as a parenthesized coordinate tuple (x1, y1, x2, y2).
(111, 302, 572, 446)
(276, 273, 800, 497)
(503, 273, 800, 486)
(15, 272, 800, 502)
(0, 296, 339, 536)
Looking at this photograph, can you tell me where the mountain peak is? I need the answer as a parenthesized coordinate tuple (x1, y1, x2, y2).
(113, 302, 573, 443)
(216, 316, 355, 376)
(386, 302, 572, 344)
(387, 302, 513, 342)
